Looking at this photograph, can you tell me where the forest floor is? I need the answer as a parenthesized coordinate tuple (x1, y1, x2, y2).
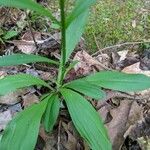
(0, 0, 150, 150)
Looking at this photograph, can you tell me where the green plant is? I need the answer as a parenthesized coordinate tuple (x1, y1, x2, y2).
(0, 0, 150, 150)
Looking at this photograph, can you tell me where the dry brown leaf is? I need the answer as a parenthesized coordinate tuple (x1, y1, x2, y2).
(95, 53, 110, 67)
(122, 62, 150, 76)
(22, 93, 39, 108)
(0, 90, 26, 105)
(62, 122, 79, 150)
(73, 50, 105, 76)
(0, 110, 12, 131)
(105, 100, 133, 150)
(12, 31, 41, 54)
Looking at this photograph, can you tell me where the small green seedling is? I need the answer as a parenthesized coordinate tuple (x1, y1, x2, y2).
(0, 0, 150, 150)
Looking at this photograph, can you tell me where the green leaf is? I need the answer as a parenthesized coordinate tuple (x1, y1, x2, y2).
(85, 71, 150, 92)
(0, 74, 50, 95)
(64, 79, 106, 100)
(0, 97, 48, 150)
(0, 54, 58, 67)
(43, 94, 60, 132)
(66, 0, 96, 27)
(65, 10, 89, 62)
(61, 88, 111, 150)
(3, 30, 18, 40)
(0, 0, 59, 25)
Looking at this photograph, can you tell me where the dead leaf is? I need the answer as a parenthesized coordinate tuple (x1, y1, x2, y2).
(105, 100, 133, 149)
(73, 50, 106, 76)
(122, 62, 150, 76)
(0, 110, 12, 131)
(0, 90, 26, 105)
(22, 93, 39, 108)
(132, 20, 137, 28)
(62, 122, 79, 150)
(11, 31, 41, 54)
(117, 50, 129, 61)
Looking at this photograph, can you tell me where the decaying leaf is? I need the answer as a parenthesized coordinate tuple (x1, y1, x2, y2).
(0, 90, 26, 105)
(122, 62, 150, 76)
(22, 93, 39, 108)
(11, 31, 41, 54)
(0, 110, 12, 131)
(73, 50, 106, 75)
(105, 100, 132, 149)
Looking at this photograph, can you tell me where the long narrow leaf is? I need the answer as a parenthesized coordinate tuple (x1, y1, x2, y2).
(85, 71, 150, 92)
(61, 88, 111, 150)
(65, 10, 89, 62)
(0, 54, 58, 67)
(43, 94, 60, 132)
(66, 0, 96, 27)
(0, 0, 59, 24)
(0, 97, 48, 150)
(0, 74, 50, 95)
(64, 79, 106, 100)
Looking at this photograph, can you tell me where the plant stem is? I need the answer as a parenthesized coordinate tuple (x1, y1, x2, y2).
(57, 0, 66, 86)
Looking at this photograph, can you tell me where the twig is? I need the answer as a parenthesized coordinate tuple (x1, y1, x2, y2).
(25, 11, 38, 49)
(92, 41, 150, 57)
(96, 91, 149, 110)
(92, 32, 103, 55)
(57, 120, 62, 150)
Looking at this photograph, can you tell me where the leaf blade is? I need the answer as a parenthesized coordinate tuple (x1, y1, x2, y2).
(0, 0, 59, 25)
(66, 0, 96, 27)
(65, 10, 89, 62)
(85, 71, 150, 92)
(64, 79, 106, 100)
(0, 74, 50, 95)
(0, 54, 58, 67)
(61, 88, 111, 150)
(0, 97, 48, 150)
(43, 94, 60, 132)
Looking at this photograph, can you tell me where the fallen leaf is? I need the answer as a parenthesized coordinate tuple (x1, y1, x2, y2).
(105, 100, 133, 149)
(11, 31, 41, 54)
(22, 93, 39, 108)
(0, 110, 12, 131)
(0, 90, 26, 105)
(73, 50, 106, 76)
(122, 62, 150, 76)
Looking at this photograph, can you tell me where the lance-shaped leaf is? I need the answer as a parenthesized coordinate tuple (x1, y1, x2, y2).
(85, 71, 150, 92)
(65, 10, 89, 62)
(61, 88, 111, 150)
(64, 79, 106, 100)
(0, 74, 50, 95)
(43, 94, 60, 132)
(0, 97, 48, 150)
(66, 0, 96, 27)
(0, 0, 59, 24)
(0, 54, 58, 67)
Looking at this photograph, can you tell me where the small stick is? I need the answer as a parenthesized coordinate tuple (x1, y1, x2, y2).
(92, 32, 103, 55)
(57, 120, 62, 150)
(92, 41, 150, 57)
(25, 11, 38, 49)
